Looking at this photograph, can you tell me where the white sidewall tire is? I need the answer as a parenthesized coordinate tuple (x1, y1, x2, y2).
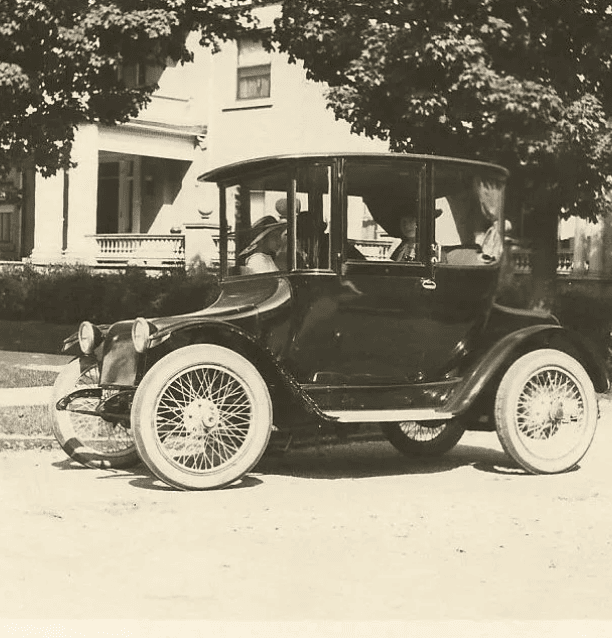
(51, 358, 139, 469)
(495, 349, 598, 474)
(132, 345, 273, 490)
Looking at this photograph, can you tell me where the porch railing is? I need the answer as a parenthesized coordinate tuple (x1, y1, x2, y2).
(87, 234, 578, 275)
(511, 248, 576, 275)
(91, 234, 185, 267)
(352, 239, 394, 261)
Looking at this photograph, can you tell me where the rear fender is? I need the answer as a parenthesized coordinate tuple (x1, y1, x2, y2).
(150, 322, 327, 425)
(445, 324, 610, 416)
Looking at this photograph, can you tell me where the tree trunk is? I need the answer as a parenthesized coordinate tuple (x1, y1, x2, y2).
(528, 206, 559, 311)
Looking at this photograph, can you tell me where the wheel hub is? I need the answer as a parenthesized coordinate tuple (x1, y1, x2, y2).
(549, 398, 565, 422)
(183, 399, 220, 435)
(524, 392, 578, 439)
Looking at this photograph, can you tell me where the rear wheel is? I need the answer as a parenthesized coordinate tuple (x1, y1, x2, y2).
(495, 349, 598, 474)
(382, 419, 465, 457)
(51, 358, 138, 469)
(132, 345, 273, 490)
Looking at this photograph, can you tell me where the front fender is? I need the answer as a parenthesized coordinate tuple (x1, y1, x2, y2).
(445, 324, 610, 416)
(151, 321, 329, 423)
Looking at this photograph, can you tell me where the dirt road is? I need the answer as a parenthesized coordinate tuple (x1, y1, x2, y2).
(2, 411, 612, 636)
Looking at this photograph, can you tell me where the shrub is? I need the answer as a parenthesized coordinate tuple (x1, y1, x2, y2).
(0, 264, 219, 324)
(0, 265, 41, 319)
(497, 274, 612, 369)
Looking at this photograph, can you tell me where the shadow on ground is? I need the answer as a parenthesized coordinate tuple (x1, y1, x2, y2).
(51, 436, 526, 492)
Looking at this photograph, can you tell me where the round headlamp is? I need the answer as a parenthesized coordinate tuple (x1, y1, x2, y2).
(132, 317, 153, 353)
(78, 321, 100, 355)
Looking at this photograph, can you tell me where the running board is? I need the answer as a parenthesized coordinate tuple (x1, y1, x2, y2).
(323, 409, 455, 423)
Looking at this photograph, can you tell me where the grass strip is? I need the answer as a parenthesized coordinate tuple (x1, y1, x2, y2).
(0, 362, 58, 388)
(0, 405, 52, 437)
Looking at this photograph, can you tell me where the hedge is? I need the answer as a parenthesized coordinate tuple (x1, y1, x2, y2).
(1, 264, 611, 368)
(497, 275, 612, 368)
(0, 264, 220, 324)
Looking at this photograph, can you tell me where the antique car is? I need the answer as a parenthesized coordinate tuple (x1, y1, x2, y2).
(51, 153, 609, 490)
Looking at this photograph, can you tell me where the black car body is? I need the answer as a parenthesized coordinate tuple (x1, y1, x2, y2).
(52, 153, 609, 490)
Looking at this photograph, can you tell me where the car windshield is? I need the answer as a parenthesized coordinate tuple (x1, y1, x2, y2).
(223, 163, 332, 275)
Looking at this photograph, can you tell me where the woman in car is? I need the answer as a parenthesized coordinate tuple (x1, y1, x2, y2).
(239, 216, 288, 273)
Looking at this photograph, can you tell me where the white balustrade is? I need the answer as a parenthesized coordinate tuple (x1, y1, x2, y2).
(352, 239, 394, 261)
(91, 234, 185, 267)
(511, 247, 576, 274)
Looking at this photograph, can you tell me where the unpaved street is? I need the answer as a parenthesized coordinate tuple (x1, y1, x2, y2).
(2, 406, 612, 633)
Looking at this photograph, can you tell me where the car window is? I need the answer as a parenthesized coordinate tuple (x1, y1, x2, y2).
(344, 161, 426, 263)
(222, 163, 332, 275)
(224, 169, 289, 275)
(434, 165, 505, 266)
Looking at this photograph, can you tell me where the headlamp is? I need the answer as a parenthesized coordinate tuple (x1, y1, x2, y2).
(132, 317, 154, 353)
(78, 321, 101, 355)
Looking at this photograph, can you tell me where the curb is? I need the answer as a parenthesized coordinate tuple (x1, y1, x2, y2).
(0, 434, 59, 452)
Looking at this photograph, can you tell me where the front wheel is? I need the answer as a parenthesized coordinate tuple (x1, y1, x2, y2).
(495, 349, 598, 474)
(382, 419, 465, 457)
(51, 358, 139, 469)
(131, 345, 273, 490)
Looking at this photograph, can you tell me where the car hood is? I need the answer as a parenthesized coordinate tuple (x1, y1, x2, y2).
(149, 275, 292, 332)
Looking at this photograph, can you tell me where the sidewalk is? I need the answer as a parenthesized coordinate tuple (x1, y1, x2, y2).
(0, 386, 54, 407)
(0, 350, 71, 368)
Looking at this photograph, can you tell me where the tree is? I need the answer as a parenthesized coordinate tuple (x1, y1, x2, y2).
(0, 0, 254, 177)
(273, 0, 612, 309)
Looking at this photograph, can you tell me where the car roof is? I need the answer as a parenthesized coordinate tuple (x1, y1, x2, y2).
(198, 152, 509, 184)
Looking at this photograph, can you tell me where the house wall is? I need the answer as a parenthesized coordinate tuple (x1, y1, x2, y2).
(206, 8, 387, 169)
(196, 5, 387, 235)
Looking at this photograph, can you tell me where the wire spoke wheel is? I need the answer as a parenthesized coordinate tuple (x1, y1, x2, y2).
(51, 359, 138, 469)
(495, 349, 598, 474)
(132, 345, 272, 490)
(156, 365, 253, 472)
(382, 418, 465, 457)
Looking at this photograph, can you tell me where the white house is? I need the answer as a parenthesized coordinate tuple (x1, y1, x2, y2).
(0, 5, 387, 269)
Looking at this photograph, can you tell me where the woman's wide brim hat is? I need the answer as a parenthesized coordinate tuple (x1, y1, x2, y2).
(239, 216, 287, 257)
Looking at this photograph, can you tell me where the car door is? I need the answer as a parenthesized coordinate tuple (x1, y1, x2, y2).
(287, 157, 505, 390)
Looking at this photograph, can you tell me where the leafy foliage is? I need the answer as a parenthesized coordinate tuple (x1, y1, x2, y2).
(0, 0, 254, 176)
(273, 0, 612, 224)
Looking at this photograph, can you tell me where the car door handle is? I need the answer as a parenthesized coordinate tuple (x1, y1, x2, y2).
(421, 278, 437, 291)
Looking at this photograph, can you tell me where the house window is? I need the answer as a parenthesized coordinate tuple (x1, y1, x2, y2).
(237, 37, 271, 100)
(0, 211, 11, 242)
(118, 62, 164, 89)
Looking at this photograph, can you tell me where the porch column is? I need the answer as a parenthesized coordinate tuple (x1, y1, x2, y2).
(601, 210, 612, 276)
(585, 217, 611, 277)
(184, 223, 220, 268)
(29, 172, 64, 263)
(572, 217, 590, 275)
(64, 125, 99, 262)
